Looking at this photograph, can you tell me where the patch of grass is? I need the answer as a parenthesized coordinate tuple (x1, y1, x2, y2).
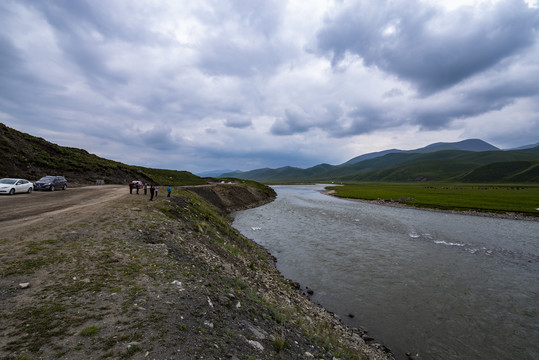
(8, 302, 68, 352)
(119, 344, 141, 359)
(272, 330, 291, 352)
(2, 255, 65, 276)
(79, 325, 100, 336)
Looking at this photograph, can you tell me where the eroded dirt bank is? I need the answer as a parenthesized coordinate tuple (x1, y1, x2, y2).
(0, 185, 393, 360)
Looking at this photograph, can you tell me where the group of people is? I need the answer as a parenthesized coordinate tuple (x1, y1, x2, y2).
(129, 182, 172, 201)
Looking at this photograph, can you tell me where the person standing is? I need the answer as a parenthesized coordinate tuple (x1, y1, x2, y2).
(155, 185, 159, 198)
(150, 185, 155, 201)
(167, 185, 171, 197)
(129, 183, 133, 194)
(136, 183, 139, 194)
(143, 183, 148, 195)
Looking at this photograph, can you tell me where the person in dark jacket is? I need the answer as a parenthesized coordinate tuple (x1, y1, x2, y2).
(167, 186, 171, 197)
(149, 185, 155, 201)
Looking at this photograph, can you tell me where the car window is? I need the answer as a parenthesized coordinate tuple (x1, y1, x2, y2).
(39, 176, 54, 181)
(0, 179, 16, 184)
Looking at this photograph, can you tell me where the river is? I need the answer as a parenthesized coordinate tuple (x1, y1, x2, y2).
(232, 185, 539, 360)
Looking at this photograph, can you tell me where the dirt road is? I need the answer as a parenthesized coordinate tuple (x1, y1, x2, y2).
(0, 185, 128, 235)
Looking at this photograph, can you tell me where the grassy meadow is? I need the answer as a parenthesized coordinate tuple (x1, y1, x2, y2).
(326, 183, 539, 217)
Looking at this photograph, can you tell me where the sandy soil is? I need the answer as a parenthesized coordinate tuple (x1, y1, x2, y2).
(0, 185, 127, 236)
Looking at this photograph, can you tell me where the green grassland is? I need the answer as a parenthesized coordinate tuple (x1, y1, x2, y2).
(327, 183, 539, 217)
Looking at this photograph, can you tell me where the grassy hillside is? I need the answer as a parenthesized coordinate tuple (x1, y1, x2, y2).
(225, 148, 539, 183)
(0, 123, 205, 186)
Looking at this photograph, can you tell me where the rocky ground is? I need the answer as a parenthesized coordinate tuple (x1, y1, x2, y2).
(0, 184, 394, 360)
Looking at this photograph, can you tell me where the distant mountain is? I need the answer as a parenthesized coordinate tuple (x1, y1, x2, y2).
(506, 142, 539, 151)
(342, 139, 499, 166)
(197, 169, 239, 177)
(221, 139, 539, 183)
(342, 149, 402, 165)
(410, 139, 499, 153)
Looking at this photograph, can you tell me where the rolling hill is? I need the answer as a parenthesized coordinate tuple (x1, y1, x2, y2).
(222, 140, 539, 183)
(0, 123, 206, 186)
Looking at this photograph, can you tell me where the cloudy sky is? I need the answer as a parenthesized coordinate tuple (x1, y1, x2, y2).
(1, 0, 538, 174)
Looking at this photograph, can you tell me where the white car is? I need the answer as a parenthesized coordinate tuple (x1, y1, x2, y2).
(0, 178, 34, 195)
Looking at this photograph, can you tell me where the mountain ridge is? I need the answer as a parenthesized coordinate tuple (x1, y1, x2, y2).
(221, 139, 539, 183)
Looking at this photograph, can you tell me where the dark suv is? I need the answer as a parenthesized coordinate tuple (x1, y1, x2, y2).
(34, 176, 68, 191)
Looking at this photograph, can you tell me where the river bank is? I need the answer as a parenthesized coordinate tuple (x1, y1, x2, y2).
(0, 183, 394, 360)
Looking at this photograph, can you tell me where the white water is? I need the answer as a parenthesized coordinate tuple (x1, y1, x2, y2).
(232, 185, 539, 360)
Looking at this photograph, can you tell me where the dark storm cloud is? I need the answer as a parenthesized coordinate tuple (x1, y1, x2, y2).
(317, 0, 539, 95)
(413, 64, 539, 129)
(270, 107, 313, 135)
(270, 103, 344, 136)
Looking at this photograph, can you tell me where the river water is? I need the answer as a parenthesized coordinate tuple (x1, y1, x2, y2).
(232, 185, 539, 360)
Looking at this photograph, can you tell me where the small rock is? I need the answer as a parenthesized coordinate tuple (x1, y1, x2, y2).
(247, 340, 264, 351)
(204, 320, 214, 328)
(127, 341, 140, 349)
(304, 351, 314, 358)
(19, 283, 30, 289)
(247, 323, 267, 340)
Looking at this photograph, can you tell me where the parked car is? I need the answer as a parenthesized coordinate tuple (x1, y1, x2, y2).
(34, 176, 68, 191)
(130, 180, 144, 188)
(0, 178, 33, 195)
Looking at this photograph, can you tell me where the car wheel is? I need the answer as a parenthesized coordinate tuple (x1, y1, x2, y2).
(9, 188, 15, 195)
(50, 185, 55, 191)
(27, 187, 32, 194)
(62, 184, 67, 190)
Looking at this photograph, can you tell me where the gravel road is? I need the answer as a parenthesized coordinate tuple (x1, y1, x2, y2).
(0, 185, 127, 235)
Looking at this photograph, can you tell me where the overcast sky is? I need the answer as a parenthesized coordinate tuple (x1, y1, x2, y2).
(1, 0, 538, 174)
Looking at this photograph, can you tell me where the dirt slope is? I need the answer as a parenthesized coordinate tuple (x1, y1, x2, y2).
(0, 185, 394, 360)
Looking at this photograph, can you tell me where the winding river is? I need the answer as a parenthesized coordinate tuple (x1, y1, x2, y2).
(232, 185, 539, 360)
